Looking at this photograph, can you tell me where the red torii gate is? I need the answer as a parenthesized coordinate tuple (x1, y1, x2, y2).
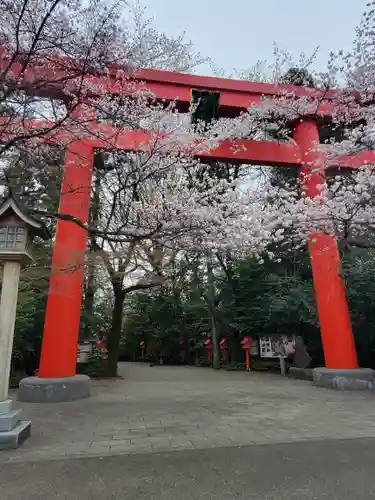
(1, 52, 371, 386)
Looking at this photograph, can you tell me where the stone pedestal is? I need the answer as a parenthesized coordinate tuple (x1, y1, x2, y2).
(313, 367, 375, 390)
(18, 375, 91, 403)
(0, 399, 30, 450)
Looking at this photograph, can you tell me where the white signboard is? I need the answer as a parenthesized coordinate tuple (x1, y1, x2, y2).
(259, 335, 295, 359)
(251, 341, 259, 356)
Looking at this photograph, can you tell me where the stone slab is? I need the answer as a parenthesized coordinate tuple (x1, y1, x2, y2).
(313, 367, 375, 390)
(0, 420, 31, 450)
(5, 362, 375, 463)
(0, 409, 22, 432)
(3, 438, 375, 499)
(0, 399, 12, 415)
(288, 367, 313, 381)
(18, 375, 91, 403)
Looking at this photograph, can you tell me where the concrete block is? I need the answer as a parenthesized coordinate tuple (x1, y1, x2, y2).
(0, 409, 22, 432)
(0, 420, 31, 450)
(313, 368, 375, 390)
(288, 367, 314, 381)
(0, 399, 12, 415)
(18, 375, 91, 403)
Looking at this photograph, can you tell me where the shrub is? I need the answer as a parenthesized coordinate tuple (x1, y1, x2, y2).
(86, 345, 108, 378)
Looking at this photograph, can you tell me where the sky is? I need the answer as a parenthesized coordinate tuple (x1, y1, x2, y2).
(141, 0, 367, 76)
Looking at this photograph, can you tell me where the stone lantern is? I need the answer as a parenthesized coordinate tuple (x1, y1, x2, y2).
(0, 195, 50, 263)
(0, 193, 50, 450)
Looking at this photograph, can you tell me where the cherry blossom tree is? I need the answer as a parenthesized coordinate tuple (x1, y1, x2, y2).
(86, 92, 320, 374)
(86, 0, 375, 375)
(202, 2, 375, 256)
(0, 0, 211, 374)
(0, 0, 204, 161)
(79, 108, 261, 376)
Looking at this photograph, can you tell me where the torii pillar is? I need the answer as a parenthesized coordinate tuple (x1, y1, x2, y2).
(294, 121, 375, 389)
(18, 140, 94, 402)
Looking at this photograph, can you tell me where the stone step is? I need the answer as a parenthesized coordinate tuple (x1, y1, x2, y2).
(0, 409, 22, 432)
(0, 399, 12, 415)
(0, 420, 31, 450)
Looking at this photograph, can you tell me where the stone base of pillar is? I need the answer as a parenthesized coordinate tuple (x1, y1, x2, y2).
(313, 367, 375, 390)
(0, 399, 31, 450)
(18, 375, 91, 403)
(288, 367, 313, 381)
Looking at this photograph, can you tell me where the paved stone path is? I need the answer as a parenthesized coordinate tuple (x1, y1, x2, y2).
(2, 362, 375, 463)
(2, 438, 375, 499)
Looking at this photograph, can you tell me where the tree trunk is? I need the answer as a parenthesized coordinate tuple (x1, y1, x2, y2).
(230, 332, 242, 363)
(82, 166, 101, 340)
(207, 256, 220, 370)
(104, 285, 125, 377)
(211, 314, 220, 370)
(82, 269, 95, 340)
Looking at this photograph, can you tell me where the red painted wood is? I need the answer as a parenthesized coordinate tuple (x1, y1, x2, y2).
(0, 45, 338, 117)
(294, 121, 358, 370)
(3, 116, 374, 169)
(38, 140, 95, 378)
